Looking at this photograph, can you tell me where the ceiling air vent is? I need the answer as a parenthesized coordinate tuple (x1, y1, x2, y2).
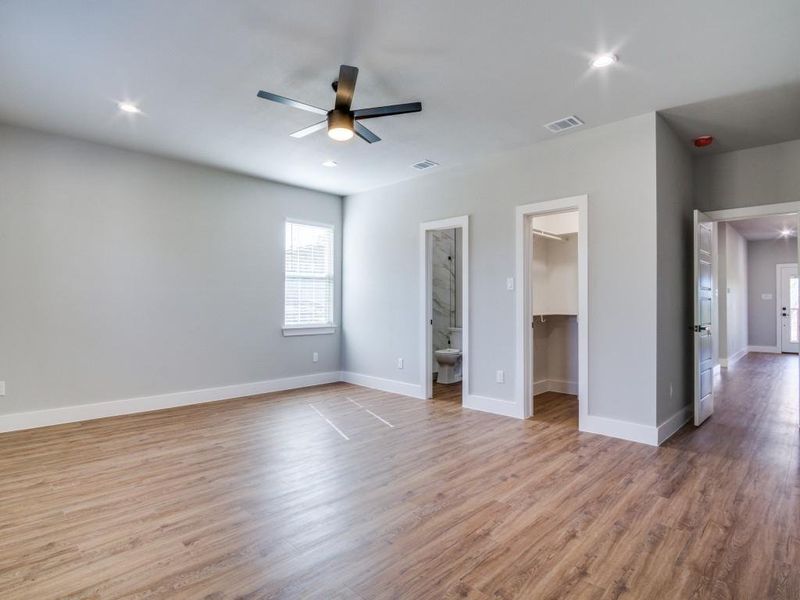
(411, 159, 439, 171)
(544, 115, 584, 133)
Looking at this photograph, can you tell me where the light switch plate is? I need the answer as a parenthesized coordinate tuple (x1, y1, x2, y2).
(496, 370, 505, 384)
(506, 278, 514, 291)
(397, 358, 404, 369)
(312, 352, 319, 363)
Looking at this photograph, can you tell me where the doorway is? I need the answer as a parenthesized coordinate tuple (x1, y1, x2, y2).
(420, 216, 469, 403)
(777, 263, 800, 353)
(692, 202, 800, 427)
(516, 195, 588, 427)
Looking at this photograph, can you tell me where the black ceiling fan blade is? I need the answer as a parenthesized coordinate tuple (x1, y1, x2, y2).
(353, 102, 422, 120)
(257, 90, 327, 115)
(289, 120, 328, 138)
(334, 65, 359, 111)
(354, 121, 381, 143)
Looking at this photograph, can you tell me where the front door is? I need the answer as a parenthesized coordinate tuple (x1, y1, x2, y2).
(778, 263, 800, 353)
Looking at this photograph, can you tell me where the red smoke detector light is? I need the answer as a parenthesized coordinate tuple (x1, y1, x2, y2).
(694, 135, 714, 148)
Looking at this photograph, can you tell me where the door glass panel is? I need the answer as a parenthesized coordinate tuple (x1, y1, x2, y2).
(790, 276, 799, 343)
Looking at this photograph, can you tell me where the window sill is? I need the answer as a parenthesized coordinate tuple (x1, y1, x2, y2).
(282, 325, 337, 337)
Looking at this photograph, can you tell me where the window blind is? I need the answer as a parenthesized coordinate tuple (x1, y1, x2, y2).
(284, 221, 334, 327)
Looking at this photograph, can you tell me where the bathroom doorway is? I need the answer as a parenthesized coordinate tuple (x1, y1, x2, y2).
(420, 216, 469, 404)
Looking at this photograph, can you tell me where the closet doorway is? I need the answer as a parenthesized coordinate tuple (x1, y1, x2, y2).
(515, 196, 588, 427)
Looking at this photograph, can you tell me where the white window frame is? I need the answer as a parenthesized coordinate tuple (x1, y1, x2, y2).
(282, 219, 337, 337)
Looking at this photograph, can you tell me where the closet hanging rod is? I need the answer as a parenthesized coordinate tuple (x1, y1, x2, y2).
(532, 228, 564, 241)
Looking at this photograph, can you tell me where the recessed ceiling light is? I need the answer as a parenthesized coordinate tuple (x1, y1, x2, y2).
(780, 228, 793, 238)
(322, 160, 338, 168)
(117, 102, 141, 114)
(591, 53, 618, 68)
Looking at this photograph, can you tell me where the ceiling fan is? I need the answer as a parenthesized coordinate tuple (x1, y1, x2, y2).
(256, 65, 422, 143)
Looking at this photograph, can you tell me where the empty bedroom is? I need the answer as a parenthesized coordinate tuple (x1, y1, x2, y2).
(1, 1, 799, 598)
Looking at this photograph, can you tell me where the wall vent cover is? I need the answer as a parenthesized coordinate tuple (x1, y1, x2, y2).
(544, 115, 584, 133)
(411, 159, 439, 171)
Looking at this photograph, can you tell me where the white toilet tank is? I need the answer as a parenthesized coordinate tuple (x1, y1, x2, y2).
(448, 327, 462, 350)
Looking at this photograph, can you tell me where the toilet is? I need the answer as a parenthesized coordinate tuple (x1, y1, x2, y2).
(434, 327, 462, 384)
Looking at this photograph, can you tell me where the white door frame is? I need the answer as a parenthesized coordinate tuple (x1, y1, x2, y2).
(515, 195, 588, 424)
(776, 263, 799, 353)
(419, 215, 469, 402)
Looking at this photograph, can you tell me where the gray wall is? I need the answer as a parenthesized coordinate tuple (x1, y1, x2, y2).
(655, 116, 694, 423)
(715, 223, 728, 364)
(343, 113, 659, 426)
(695, 139, 800, 212)
(533, 316, 578, 385)
(724, 224, 749, 358)
(747, 238, 798, 347)
(0, 124, 342, 415)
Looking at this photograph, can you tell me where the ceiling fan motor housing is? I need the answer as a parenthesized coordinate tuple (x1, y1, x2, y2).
(327, 109, 353, 132)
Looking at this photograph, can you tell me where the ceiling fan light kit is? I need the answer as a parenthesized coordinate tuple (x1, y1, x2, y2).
(327, 110, 355, 141)
(257, 64, 422, 144)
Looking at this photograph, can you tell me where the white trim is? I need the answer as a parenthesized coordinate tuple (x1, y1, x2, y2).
(723, 347, 748, 367)
(713, 364, 722, 375)
(657, 405, 692, 445)
(282, 325, 337, 337)
(748, 345, 779, 354)
(419, 215, 470, 404)
(533, 379, 578, 396)
(340, 371, 426, 399)
(704, 201, 800, 223)
(516, 195, 588, 428)
(580, 414, 657, 446)
(463, 394, 522, 418)
(0, 371, 342, 433)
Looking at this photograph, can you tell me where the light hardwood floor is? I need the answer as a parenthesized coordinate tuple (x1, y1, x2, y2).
(1, 353, 798, 599)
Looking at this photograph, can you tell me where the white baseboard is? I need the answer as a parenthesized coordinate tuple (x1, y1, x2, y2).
(339, 371, 425, 399)
(748, 345, 779, 354)
(463, 394, 523, 419)
(720, 347, 748, 368)
(0, 371, 343, 433)
(533, 379, 578, 396)
(657, 405, 692, 445)
(580, 414, 658, 446)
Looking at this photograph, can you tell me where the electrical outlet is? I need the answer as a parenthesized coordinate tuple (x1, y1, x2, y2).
(496, 370, 505, 384)
(397, 358, 404, 369)
(312, 352, 319, 363)
(0, 381, 5, 396)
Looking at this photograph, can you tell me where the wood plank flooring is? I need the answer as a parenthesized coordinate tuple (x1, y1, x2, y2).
(0, 353, 798, 599)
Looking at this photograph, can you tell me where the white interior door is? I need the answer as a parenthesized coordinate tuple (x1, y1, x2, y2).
(778, 264, 800, 353)
(694, 211, 715, 426)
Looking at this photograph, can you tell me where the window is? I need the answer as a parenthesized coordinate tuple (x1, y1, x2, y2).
(283, 221, 335, 335)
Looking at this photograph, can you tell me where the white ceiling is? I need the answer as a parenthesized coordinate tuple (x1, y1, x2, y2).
(1, 0, 799, 195)
(729, 215, 799, 241)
